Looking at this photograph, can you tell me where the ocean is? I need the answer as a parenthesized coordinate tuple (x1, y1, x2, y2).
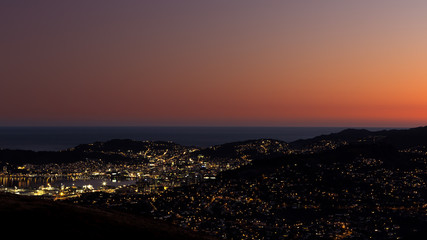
(0, 127, 384, 151)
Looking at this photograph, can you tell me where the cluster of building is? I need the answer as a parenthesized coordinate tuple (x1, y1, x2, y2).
(1, 139, 425, 239)
(0, 140, 254, 198)
(63, 147, 425, 239)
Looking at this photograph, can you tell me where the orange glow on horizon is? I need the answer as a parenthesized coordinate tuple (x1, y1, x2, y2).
(1, 1, 426, 127)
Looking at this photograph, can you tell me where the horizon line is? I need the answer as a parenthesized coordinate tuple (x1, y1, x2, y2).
(0, 125, 416, 129)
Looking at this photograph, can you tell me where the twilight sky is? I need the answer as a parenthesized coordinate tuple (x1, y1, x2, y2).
(1, 0, 427, 127)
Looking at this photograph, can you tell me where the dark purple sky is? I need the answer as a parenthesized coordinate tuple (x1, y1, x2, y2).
(1, 1, 427, 127)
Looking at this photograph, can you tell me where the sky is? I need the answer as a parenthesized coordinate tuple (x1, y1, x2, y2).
(1, 0, 427, 127)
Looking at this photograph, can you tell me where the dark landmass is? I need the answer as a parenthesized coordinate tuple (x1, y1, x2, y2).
(2, 126, 427, 166)
(196, 139, 289, 160)
(73, 139, 187, 153)
(0, 126, 426, 239)
(219, 143, 407, 179)
(0, 147, 130, 165)
(0, 193, 215, 239)
(290, 126, 427, 149)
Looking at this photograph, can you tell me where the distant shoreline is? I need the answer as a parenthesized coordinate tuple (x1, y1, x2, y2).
(0, 126, 397, 152)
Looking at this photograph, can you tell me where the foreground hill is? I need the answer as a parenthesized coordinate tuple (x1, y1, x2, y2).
(0, 193, 215, 239)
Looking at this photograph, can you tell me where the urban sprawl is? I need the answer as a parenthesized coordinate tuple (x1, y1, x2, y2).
(1, 135, 426, 239)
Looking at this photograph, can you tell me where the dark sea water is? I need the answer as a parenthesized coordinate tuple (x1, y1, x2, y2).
(0, 127, 384, 151)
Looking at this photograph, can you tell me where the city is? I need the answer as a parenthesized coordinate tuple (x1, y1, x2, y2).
(1, 128, 426, 239)
(2, 1, 427, 239)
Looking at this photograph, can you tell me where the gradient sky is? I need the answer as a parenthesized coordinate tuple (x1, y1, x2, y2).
(1, 0, 427, 127)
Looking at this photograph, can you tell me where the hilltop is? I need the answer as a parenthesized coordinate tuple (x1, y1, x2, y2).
(2, 126, 427, 167)
(290, 126, 427, 149)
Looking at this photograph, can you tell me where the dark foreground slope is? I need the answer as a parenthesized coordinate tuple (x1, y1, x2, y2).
(0, 193, 214, 239)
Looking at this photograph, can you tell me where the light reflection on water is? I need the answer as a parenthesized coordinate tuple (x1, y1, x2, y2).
(0, 176, 135, 189)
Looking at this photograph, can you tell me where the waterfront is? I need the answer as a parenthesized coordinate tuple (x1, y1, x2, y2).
(0, 175, 135, 195)
(0, 128, 425, 239)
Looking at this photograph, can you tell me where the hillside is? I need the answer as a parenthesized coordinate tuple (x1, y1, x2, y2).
(0, 193, 215, 239)
(290, 126, 427, 149)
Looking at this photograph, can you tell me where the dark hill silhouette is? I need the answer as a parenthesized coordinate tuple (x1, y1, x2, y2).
(0, 193, 215, 239)
(379, 126, 427, 147)
(0, 148, 129, 165)
(196, 139, 288, 159)
(2, 126, 427, 166)
(290, 126, 427, 148)
(219, 143, 413, 180)
(73, 139, 186, 152)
